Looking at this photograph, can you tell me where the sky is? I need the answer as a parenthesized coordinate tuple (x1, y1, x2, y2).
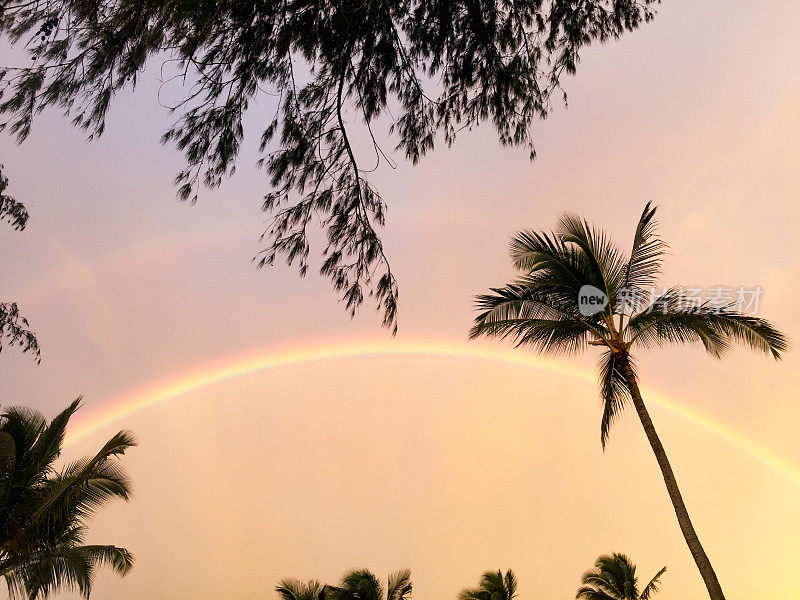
(1, 1, 799, 599)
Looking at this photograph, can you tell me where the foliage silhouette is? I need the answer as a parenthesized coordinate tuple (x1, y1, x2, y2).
(0, 163, 38, 361)
(0, 399, 135, 599)
(470, 202, 788, 600)
(277, 579, 327, 600)
(459, 569, 518, 600)
(280, 568, 412, 600)
(0, 0, 660, 331)
(0, 163, 27, 231)
(576, 553, 665, 600)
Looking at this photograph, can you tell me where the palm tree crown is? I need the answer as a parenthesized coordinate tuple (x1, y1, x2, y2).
(576, 553, 665, 600)
(279, 568, 412, 600)
(459, 569, 518, 600)
(329, 569, 412, 600)
(0, 399, 135, 599)
(277, 579, 327, 600)
(470, 202, 787, 446)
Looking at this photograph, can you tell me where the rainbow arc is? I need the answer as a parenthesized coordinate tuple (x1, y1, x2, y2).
(64, 340, 800, 489)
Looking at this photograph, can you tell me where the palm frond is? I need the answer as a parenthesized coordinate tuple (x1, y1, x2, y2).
(0, 431, 17, 509)
(575, 585, 617, 600)
(503, 570, 518, 600)
(340, 569, 382, 600)
(472, 282, 580, 326)
(75, 544, 133, 576)
(578, 572, 619, 600)
(31, 431, 135, 529)
(597, 553, 631, 597)
(509, 230, 602, 307)
(90, 429, 138, 462)
(276, 579, 316, 600)
(510, 229, 575, 274)
(557, 213, 627, 307)
(473, 314, 591, 355)
(706, 309, 788, 359)
(40, 463, 132, 533)
(457, 585, 482, 600)
(578, 553, 646, 600)
(598, 351, 633, 449)
(471, 280, 607, 355)
(387, 570, 411, 600)
(639, 567, 666, 600)
(7, 544, 94, 600)
(0, 406, 46, 479)
(275, 579, 309, 600)
(459, 570, 517, 600)
(627, 291, 788, 359)
(28, 400, 82, 479)
(620, 202, 667, 309)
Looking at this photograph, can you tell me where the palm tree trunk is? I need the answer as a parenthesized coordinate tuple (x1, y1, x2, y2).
(618, 355, 726, 600)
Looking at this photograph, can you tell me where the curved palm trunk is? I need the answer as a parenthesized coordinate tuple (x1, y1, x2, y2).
(618, 355, 726, 600)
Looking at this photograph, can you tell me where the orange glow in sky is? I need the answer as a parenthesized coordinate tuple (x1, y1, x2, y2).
(1, 2, 799, 599)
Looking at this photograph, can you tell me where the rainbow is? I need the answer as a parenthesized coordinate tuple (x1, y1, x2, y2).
(64, 339, 800, 489)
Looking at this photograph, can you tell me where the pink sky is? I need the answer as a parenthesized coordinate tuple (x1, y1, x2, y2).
(1, 1, 799, 599)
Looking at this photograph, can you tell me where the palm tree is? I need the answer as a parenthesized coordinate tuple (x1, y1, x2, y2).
(470, 203, 788, 600)
(576, 553, 665, 600)
(459, 570, 518, 600)
(322, 569, 412, 600)
(0, 398, 135, 599)
(277, 579, 326, 600)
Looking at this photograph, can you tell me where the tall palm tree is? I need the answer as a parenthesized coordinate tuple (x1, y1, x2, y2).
(0, 399, 135, 598)
(470, 203, 788, 600)
(576, 554, 665, 600)
(323, 569, 412, 600)
(459, 570, 518, 600)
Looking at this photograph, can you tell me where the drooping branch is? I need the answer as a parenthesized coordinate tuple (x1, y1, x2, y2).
(0, 302, 40, 362)
(0, 0, 660, 331)
(0, 163, 39, 361)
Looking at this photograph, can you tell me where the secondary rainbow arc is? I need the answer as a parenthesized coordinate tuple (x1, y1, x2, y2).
(64, 340, 800, 489)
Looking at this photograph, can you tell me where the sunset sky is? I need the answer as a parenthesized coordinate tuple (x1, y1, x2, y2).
(1, 1, 799, 599)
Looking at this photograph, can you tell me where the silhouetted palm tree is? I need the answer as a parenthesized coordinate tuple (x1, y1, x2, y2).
(277, 579, 326, 600)
(577, 553, 665, 600)
(324, 569, 412, 600)
(471, 203, 788, 600)
(0, 399, 135, 598)
(459, 570, 518, 600)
